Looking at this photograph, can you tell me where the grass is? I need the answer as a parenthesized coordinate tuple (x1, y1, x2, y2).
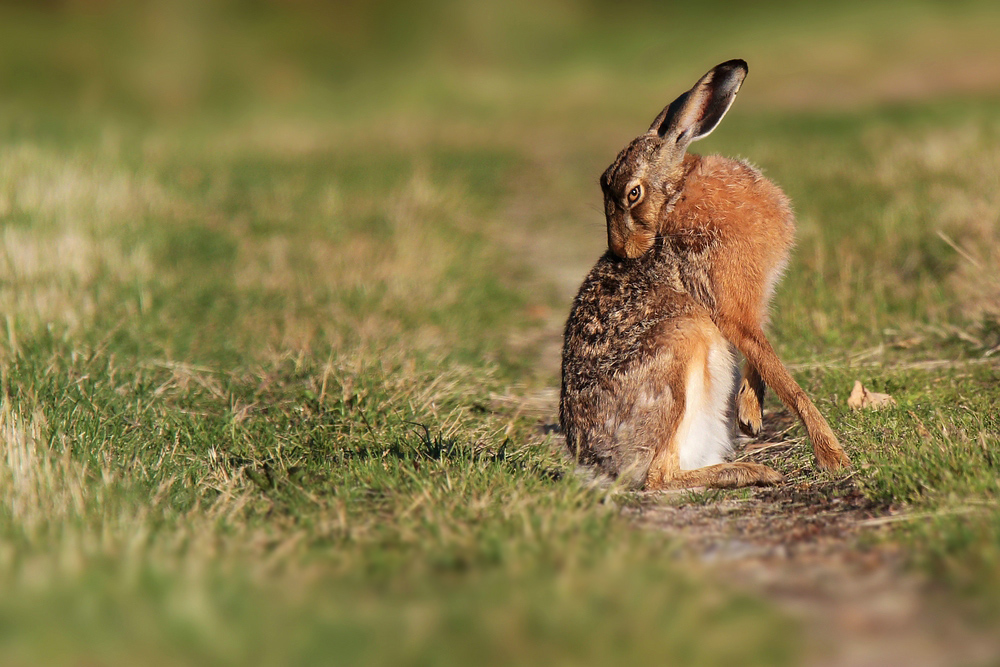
(1, 0, 999, 663)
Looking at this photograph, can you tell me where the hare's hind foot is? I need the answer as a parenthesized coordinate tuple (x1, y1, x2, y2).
(646, 462, 783, 491)
(736, 366, 766, 437)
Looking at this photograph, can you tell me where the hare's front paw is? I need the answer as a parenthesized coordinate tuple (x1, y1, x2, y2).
(736, 378, 762, 437)
(812, 427, 851, 471)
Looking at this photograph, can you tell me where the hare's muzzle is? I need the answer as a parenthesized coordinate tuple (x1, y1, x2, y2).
(608, 222, 653, 259)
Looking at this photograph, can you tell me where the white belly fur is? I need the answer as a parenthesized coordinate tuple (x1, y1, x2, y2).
(676, 331, 737, 470)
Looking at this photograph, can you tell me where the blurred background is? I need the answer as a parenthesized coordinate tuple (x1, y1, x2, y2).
(5, 0, 997, 340)
(5, 1, 1000, 120)
(5, 0, 1000, 117)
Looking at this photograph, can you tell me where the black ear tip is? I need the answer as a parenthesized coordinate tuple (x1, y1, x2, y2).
(717, 59, 748, 76)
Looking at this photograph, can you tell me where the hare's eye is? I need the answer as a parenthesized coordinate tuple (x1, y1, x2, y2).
(627, 185, 642, 205)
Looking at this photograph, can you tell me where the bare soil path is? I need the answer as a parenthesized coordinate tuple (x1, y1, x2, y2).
(509, 384, 1000, 665)
(627, 417, 997, 667)
(522, 394, 999, 666)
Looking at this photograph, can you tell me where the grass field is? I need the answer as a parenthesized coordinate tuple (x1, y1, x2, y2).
(1, 1, 1000, 664)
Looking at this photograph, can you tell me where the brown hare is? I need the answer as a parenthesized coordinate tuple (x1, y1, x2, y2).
(560, 59, 850, 490)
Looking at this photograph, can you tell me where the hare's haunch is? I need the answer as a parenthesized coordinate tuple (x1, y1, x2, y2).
(560, 60, 849, 491)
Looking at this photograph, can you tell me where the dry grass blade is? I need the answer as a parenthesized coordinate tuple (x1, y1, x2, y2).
(857, 506, 990, 528)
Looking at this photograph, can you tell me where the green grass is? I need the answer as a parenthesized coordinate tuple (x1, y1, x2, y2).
(1, 0, 1000, 664)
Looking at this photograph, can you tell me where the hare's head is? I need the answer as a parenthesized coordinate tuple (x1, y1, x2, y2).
(601, 59, 748, 258)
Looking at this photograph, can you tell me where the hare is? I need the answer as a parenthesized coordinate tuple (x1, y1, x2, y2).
(560, 59, 849, 490)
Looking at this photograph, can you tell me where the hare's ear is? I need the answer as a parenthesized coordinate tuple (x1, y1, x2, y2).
(647, 59, 747, 147)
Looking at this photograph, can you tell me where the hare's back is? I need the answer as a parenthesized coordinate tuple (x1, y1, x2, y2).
(560, 254, 732, 486)
(562, 253, 695, 382)
(671, 155, 796, 322)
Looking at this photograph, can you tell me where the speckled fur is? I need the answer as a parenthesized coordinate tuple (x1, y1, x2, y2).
(561, 241, 744, 489)
(560, 60, 849, 491)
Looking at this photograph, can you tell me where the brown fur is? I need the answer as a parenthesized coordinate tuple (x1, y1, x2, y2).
(560, 60, 849, 492)
(561, 240, 783, 490)
(663, 155, 849, 470)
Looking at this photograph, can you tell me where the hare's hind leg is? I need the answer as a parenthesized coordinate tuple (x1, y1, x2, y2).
(645, 322, 782, 491)
(649, 462, 783, 490)
(736, 363, 766, 437)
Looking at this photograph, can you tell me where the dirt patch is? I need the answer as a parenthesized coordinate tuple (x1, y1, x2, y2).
(628, 412, 883, 559)
(621, 413, 999, 666)
(512, 392, 999, 665)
